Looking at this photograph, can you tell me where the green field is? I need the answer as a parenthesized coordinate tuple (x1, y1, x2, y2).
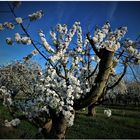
(0, 103, 140, 139)
(67, 106, 140, 139)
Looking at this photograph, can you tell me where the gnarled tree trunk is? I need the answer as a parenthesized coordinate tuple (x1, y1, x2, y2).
(41, 112, 68, 139)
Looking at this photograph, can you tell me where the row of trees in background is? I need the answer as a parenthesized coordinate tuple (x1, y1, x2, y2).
(104, 65, 140, 106)
(104, 82, 140, 106)
(0, 2, 140, 139)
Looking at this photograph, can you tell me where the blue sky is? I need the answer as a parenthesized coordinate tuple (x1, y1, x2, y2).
(0, 1, 140, 68)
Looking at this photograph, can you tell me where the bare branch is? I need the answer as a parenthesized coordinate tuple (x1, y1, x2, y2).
(117, 50, 125, 59)
(107, 64, 127, 90)
(86, 63, 98, 80)
(8, 3, 65, 80)
(86, 33, 101, 58)
(128, 63, 140, 84)
(8, 3, 48, 62)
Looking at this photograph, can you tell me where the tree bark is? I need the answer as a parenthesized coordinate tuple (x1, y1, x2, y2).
(74, 49, 114, 110)
(41, 112, 68, 139)
(87, 104, 96, 117)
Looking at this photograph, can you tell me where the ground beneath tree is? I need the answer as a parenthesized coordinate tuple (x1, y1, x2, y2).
(0, 103, 140, 139)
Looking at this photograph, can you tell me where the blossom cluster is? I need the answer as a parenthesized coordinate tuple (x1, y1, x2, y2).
(0, 22, 15, 31)
(124, 39, 140, 64)
(1, 10, 44, 32)
(50, 31, 57, 45)
(28, 10, 44, 22)
(15, 33, 31, 45)
(15, 17, 23, 24)
(92, 22, 128, 52)
(76, 24, 83, 53)
(47, 22, 84, 64)
(0, 86, 12, 106)
(45, 67, 75, 126)
(11, 63, 85, 127)
(39, 30, 54, 52)
(6, 33, 32, 45)
(5, 118, 20, 127)
(84, 37, 89, 47)
(56, 24, 68, 38)
(104, 109, 112, 117)
(101, 27, 127, 52)
(92, 22, 110, 44)
(23, 49, 39, 62)
(13, 75, 75, 126)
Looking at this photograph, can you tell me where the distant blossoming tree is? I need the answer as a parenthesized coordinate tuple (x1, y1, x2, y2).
(0, 2, 140, 139)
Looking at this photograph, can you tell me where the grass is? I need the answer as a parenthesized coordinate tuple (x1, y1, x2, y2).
(0, 102, 37, 139)
(66, 106, 140, 139)
(0, 102, 140, 139)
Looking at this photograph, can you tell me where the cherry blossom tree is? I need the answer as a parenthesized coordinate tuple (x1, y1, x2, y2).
(0, 2, 140, 138)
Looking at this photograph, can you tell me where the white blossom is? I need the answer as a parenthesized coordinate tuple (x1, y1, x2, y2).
(38, 30, 54, 52)
(21, 36, 32, 45)
(15, 33, 21, 43)
(102, 21, 110, 34)
(50, 31, 57, 44)
(127, 46, 135, 54)
(10, 118, 21, 126)
(91, 56, 95, 61)
(6, 37, 13, 45)
(0, 23, 4, 31)
(50, 53, 61, 63)
(7, 97, 12, 105)
(31, 49, 39, 56)
(104, 109, 112, 117)
(91, 22, 127, 52)
(5, 118, 20, 127)
(62, 110, 75, 127)
(29, 10, 43, 21)
(84, 38, 89, 47)
(92, 36, 98, 43)
(56, 24, 63, 33)
(15, 17, 23, 24)
(124, 39, 134, 48)
(4, 120, 12, 127)
(67, 85, 74, 98)
(115, 27, 127, 40)
(0, 86, 12, 106)
(3, 22, 15, 29)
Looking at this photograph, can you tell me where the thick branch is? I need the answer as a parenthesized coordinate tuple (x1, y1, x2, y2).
(74, 49, 114, 110)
